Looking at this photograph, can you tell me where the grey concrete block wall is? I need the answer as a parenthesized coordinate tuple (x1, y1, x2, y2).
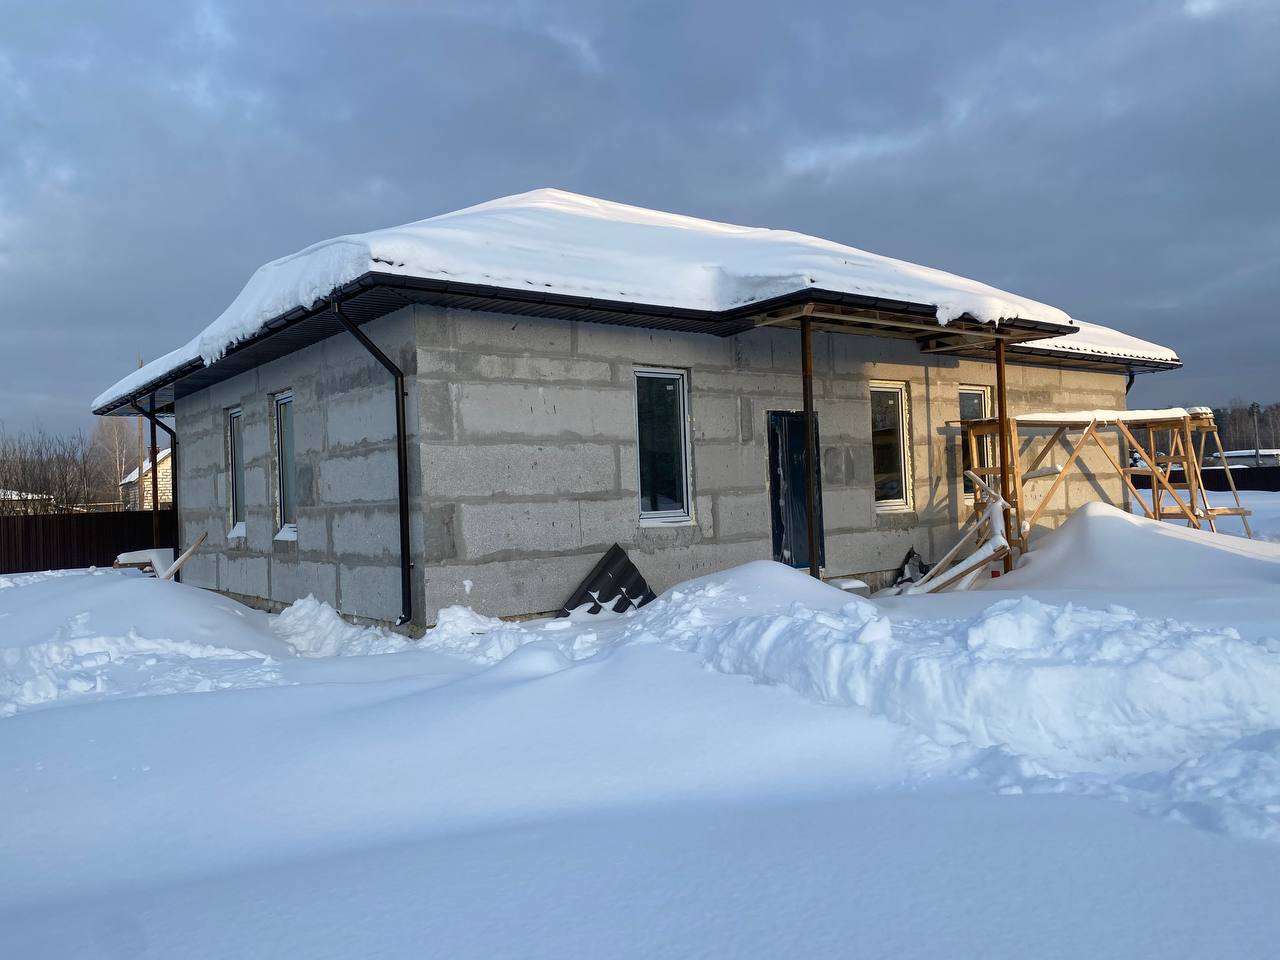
(176, 299, 1130, 627)
(174, 309, 422, 619)
(413, 306, 1130, 622)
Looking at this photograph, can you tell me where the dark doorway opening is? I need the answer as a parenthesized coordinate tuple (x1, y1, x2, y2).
(767, 411, 825, 569)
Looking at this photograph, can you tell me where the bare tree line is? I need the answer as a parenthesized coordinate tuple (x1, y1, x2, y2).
(1211, 400, 1280, 456)
(0, 419, 164, 516)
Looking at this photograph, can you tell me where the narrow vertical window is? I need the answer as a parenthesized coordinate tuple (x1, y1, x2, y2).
(228, 407, 246, 533)
(635, 368, 691, 522)
(274, 392, 296, 537)
(959, 386, 993, 494)
(870, 383, 911, 508)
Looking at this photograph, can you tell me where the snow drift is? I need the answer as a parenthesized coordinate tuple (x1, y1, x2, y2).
(2, 502, 1278, 843)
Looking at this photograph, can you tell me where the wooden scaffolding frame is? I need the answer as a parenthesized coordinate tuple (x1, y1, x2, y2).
(962, 406, 1254, 554)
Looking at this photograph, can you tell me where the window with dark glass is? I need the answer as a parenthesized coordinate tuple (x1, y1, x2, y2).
(275, 392, 296, 531)
(959, 386, 991, 494)
(635, 369, 690, 520)
(228, 408, 245, 528)
(870, 384, 910, 506)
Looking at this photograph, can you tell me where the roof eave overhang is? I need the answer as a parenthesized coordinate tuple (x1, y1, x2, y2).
(91, 273, 1149, 416)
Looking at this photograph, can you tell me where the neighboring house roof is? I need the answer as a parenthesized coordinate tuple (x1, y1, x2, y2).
(0, 489, 53, 501)
(1212, 449, 1280, 459)
(120, 447, 172, 486)
(92, 189, 1179, 415)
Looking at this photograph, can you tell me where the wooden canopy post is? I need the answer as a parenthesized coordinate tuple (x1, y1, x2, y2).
(994, 338, 1014, 572)
(801, 310, 820, 579)
(149, 392, 160, 548)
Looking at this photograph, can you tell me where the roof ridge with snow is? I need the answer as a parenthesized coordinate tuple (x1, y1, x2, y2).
(93, 188, 1179, 411)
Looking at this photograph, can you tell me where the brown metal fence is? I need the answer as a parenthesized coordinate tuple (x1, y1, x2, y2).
(0, 510, 177, 574)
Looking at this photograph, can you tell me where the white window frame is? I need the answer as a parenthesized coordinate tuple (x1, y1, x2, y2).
(273, 391, 297, 541)
(958, 385, 994, 493)
(869, 381, 913, 511)
(227, 406, 246, 539)
(634, 367, 694, 525)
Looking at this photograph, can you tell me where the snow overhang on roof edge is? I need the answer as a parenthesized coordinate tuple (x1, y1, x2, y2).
(92, 189, 1181, 415)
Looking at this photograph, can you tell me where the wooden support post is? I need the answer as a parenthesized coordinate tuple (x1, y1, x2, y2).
(994, 338, 1013, 572)
(1148, 426, 1161, 521)
(1211, 427, 1255, 539)
(1179, 417, 1207, 530)
(801, 311, 820, 580)
(149, 393, 160, 548)
(1009, 418, 1026, 551)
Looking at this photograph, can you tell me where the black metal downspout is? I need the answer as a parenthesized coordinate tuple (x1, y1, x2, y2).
(131, 400, 180, 581)
(332, 301, 414, 626)
(1125, 371, 1136, 395)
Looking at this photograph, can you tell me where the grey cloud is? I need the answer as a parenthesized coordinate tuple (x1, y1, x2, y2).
(1, 0, 1277, 431)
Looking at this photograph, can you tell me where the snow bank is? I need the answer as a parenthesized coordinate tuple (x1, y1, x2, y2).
(414, 514, 1280, 839)
(0, 574, 417, 715)
(0, 570, 285, 716)
(270, 594, 409, 658)
(999, 501, 1280, 590)
(419, 552, 1280, 774)
(94, 188, 1088, 410)
(4, 509, 1278, 844)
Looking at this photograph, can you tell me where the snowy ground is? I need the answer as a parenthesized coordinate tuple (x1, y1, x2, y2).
(2, 502, 1279, 958)
(1201, 488, 1280, 541)
(1128, 486, 1280, 542)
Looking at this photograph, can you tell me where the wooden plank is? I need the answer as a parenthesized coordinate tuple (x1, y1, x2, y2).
(994, 339, 1014, 572)
(1209, 428, 1255, 539)
(1025, 420, 1098, 530)
(1118, 421, 1198, 525)
(1087, 425, 1155, 519)
(1023, 426, 1067, 477)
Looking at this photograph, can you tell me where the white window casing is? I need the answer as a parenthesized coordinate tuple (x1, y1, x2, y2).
(634, 367, 694, 525)
(869, 381, 913, 510)
(227, 406, 246, 536)
(273, 391, 296, 540)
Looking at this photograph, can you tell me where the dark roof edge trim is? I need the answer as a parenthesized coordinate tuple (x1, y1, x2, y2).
(92, 272, 1094, 415)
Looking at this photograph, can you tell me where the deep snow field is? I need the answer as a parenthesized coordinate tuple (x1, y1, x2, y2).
(3, 500, 1280, 959)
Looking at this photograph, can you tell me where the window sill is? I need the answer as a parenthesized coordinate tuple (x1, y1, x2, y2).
(227, 522, 246, 540)
(274, 523, 298, 542)
(639, 515, 694, 528)
(875, 508, 918, 530)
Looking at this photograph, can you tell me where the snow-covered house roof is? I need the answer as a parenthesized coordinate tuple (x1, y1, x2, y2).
(93, 189, 1179, 414)
(1211, 449, 1280, 460)
(1020, 319, 1178, 367)
(0, 489, 53, 502)
(119, 447, 172, 486)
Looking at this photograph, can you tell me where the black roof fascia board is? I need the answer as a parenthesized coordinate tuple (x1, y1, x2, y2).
(92, 272, 1117, 416)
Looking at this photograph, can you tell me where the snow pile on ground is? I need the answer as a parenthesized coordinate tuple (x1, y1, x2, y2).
(2, 505, 1279, 956)
(0, 570, 285, 716)
(414, 508, 1280, 836)
(270, 594, 409, 657)
(0, 571, 415, 715)
(1020, 499, 1280, 589)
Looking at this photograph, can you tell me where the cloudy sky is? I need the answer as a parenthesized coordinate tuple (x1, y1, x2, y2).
(2, 0, 1277, 433)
